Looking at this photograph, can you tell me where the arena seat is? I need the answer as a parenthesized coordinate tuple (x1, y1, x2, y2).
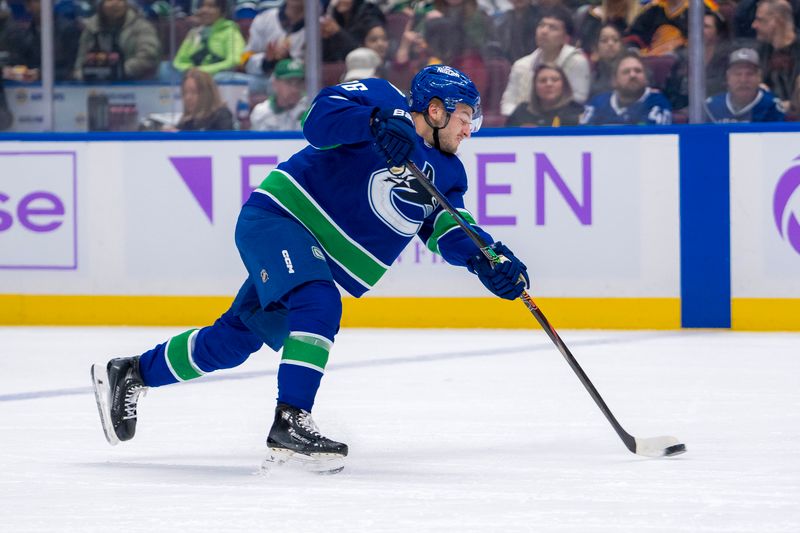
(481, 57, 511, 127)
(641, 55, 677, 91)
(322, 62, 347, 87)
(385, 12, 411, 49)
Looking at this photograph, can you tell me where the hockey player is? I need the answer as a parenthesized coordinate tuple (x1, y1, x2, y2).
(581, 51, 673, 126)
(91, 65, 530, 473)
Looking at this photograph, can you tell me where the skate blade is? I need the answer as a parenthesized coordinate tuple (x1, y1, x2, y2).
(90, 363, 119, 446)
(260, 447, 345, 476)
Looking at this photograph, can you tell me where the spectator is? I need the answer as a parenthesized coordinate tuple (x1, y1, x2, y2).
(357, 20, 389, 62)
(733, 0, 800, 39)
(589, 23, 625, 97)
(342, 46, 382, 81)
(507, 63, 584, 126)
(704, 48, 785, 122)
(242, 0, 305, 78)
(663, 11, 731, 111)
(140, 0, 193, 20)
(500, 6, 590, 115)
(320, 0, 384, 63)
(626, 0, 719, 56)
(0, 0, 81, 81)
(752, 0, 800, 105)
(250, 57, 307, 130)
(74, 0, 160, 81)
(581, 51, 672, 125)
(489, 0, 542, 63)
(575, 0, 639, 57)
(166, 68, 234, 130)
(173, 0, 245, 76)
(422, 0, 490, 66)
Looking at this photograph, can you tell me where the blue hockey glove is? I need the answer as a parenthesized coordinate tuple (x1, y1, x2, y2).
(466, 242, 530, 300)
(370, 107, 417, 167)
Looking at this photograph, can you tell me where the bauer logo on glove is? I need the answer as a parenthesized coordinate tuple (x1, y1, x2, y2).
(370, 107, 417, 168)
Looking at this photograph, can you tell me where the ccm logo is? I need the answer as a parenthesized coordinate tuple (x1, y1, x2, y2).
(282, 250, 295, 274)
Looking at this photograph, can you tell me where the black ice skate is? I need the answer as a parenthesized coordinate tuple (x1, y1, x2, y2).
(91, 357, 147, 446)
(263, 403, 348, 475)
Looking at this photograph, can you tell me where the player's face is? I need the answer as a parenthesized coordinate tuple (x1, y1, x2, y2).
(726, 63, 761, 102)
(535, 67, 564, 107)
(614, 57, 647, 97)
(597, 26, 622, 61)
(429, 102, 473, 154)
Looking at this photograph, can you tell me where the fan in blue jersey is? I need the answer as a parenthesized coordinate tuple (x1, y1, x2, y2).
(704, 48, 786, 123)
(90, 65, 530, 474)
(581, 51, 672, 125)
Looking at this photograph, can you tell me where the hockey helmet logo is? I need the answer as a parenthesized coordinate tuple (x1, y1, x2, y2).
(434, 65, 460, 78)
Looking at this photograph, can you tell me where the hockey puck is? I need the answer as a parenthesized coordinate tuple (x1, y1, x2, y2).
(663, 443, 687, 457)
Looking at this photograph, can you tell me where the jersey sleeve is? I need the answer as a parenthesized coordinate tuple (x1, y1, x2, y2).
(764, 95, 786, 122)
(302, 79, 408, 149)
(416, 166, 494, 268)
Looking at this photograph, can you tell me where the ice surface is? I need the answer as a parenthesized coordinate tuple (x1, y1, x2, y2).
(1, 327, 799, 532)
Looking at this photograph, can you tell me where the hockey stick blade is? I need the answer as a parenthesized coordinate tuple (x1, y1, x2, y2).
(634, 436, 686, 458)
(404, 160, 687, 459)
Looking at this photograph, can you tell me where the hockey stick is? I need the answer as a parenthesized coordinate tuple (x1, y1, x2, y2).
(405, 160, 685, 458)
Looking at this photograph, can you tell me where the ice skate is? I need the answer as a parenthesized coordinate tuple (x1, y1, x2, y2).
(91, 356, 147, 446)
(261, 403, 348, 475)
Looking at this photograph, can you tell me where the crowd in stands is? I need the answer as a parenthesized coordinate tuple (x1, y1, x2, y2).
(1, 0, 800, 130)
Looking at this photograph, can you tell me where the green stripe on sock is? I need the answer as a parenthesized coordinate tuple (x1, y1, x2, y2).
(166, 329, 202, 381)
(426, 209, 477, 254)
(257, 170, 388, 288)
(281, 334, 331, 372)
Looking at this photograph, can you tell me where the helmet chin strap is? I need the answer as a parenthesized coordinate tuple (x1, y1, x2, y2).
(423, 111, 451, 152)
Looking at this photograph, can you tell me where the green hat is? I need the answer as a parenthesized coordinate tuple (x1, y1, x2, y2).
(273, 59, 305, 80)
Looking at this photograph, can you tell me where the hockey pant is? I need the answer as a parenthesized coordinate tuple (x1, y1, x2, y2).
(137, 205, 343, 412)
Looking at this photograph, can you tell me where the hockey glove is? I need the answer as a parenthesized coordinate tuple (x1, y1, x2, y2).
(370, 107, 417, 168)
(466, 242, 530, 300)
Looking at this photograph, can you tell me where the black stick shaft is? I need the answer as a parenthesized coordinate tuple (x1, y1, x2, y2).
(405, 161, 636, 453)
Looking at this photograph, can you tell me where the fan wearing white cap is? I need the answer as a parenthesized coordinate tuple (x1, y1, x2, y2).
(704, 48, 786, 123)
(341, 47, 383, 82)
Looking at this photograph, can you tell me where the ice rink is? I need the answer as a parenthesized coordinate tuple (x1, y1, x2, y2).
(1, 326, 799, 532)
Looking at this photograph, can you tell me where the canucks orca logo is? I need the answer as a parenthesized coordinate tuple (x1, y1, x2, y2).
(368, 162, 438, 236)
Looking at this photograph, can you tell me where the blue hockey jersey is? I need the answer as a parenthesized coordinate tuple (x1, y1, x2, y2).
(581, 88, 672, 125)
(244, 78, 494, 297)
(704, 89, 786, 123)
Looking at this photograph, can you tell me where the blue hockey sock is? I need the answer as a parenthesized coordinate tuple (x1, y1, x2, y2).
(277, 332, 332, 411)
(138, 311, 262, 387)
(139, 329, 201, 387)
(276, 280, 341, 411)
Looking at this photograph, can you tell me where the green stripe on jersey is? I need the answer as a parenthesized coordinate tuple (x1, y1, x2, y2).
(281, 333, 332, 373)
(258, 170, 388, 288)
(165, 329, 203, 381)
(426, 209, 477, 254)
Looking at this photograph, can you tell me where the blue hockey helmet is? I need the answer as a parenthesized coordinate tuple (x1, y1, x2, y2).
(408, 65, 482, 133)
